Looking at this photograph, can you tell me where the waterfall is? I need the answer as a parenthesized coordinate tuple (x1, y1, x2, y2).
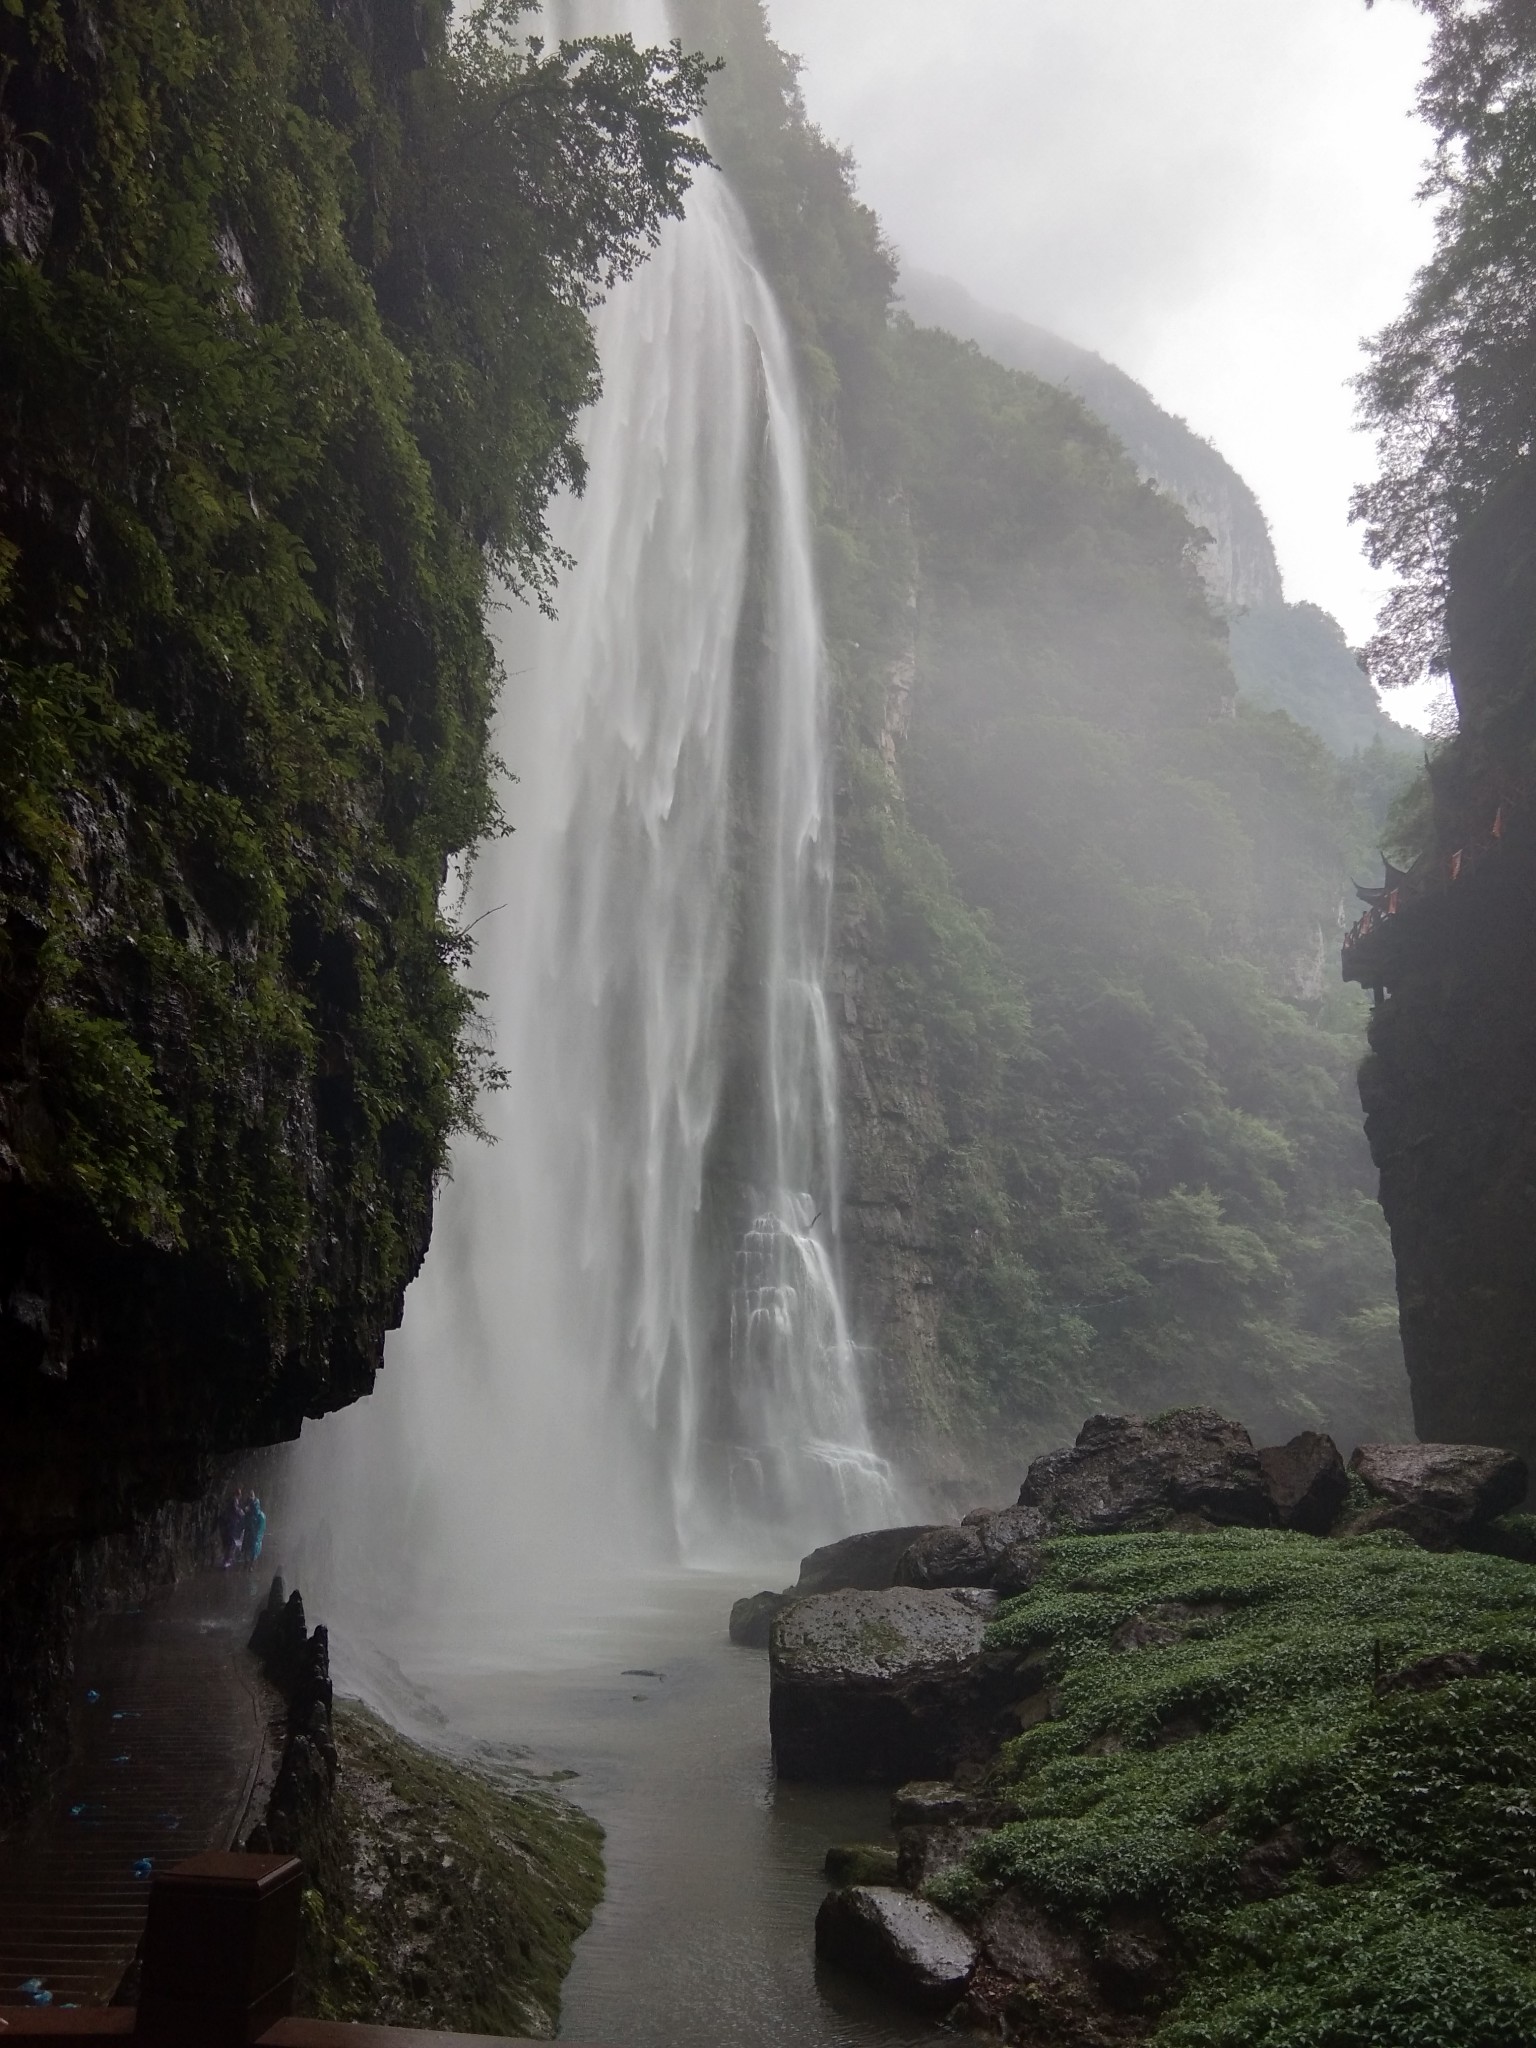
(290, 0, 899, 1592)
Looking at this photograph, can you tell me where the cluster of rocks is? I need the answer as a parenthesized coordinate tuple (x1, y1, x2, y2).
(728, 1408, 1531, 2024)
(732, 1409, 1527, 1789)
(815, 1844, 1174, 2037)
(815, 1772, 1201, 2033)
(244, 1576, 337, 1853)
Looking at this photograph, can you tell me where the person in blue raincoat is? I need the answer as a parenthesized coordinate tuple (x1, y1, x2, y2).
(220, 1486, 247, 1569)
(242, 1495, 267, 1569)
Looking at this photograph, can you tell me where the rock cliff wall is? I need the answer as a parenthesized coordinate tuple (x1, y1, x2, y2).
(1356, 465, 1536, 1482)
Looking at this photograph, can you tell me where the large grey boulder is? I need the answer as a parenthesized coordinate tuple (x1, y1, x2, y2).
(1020, 1409, 1274, 1534)
(1349, 1442, 1527, 1546)
(893, 1524, 990, 1589)
(770, 1586, 1031, 1781)
(794, 1524, 943, 1595)
(963, 1503, 1048, 1563)
(815, 1886, 978, 2010)
(1258, 1431, 1348, 1534)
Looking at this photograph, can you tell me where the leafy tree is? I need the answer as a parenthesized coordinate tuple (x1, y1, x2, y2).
(1356, 0, 1536, 692)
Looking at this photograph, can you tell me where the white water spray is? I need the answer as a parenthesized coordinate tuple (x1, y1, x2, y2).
(291, 0, 898, 1593)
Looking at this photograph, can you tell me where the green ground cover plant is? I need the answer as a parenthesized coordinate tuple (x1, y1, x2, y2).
(931, 1529, 1536, 2046)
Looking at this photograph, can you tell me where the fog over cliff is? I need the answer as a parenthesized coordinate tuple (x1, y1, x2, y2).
(766, 0, 1436, 704)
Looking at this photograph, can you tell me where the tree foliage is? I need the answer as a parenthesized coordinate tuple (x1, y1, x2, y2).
(1356, 0, 1536, 689)
(0, 0, 709, 1402)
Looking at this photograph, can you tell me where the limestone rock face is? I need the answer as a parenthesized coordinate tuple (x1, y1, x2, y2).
(814, 1886, 977, 2010)
(769, 1586, 1027, 1782)
(794, 1525, 941, 1596)
(1019, 1409, 1274, 1534)
(1348, 1441, 1527, 1546)
(1259, 1431, 1349, 1534)
(1353, 471, 1536, 1484)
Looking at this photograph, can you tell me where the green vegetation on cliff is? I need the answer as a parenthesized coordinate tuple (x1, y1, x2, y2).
(933, 1530, 1536, 2046)
(0, 0, 708, 1467)
(675, 0, 1412, 1464)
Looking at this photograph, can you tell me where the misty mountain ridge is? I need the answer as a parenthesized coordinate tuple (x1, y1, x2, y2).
(900, 268, 1414, 762)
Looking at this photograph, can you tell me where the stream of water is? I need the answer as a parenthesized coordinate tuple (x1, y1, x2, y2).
(322, 1571, 944, 2048)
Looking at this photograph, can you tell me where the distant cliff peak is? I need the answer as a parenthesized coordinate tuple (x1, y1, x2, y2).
(899, 268, 1285, 615)
(899, 267, 1413, 760)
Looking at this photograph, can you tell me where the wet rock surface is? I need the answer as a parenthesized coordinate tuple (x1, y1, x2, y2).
(890, 1779, 987, 1827)
(769, 1586, 1033, 1781)
(895, 1821, 987, 1892)
(728, 1589, 788, 1647)
(893, 1524, 990, 1588)
(1349, 1441, 1527, 1545)
(1019, 1408, 1275, 1534)
(814, 1885, 978, 2010)
(794, 1525, 942, 1595)
(823, 1842, 901, 1887)
(963, 1503, 1049, 1560)
(1259, 1430, 1349, 1533)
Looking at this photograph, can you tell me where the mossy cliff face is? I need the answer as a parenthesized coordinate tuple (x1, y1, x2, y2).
(1357, 464, 1536, 1480)
(0, 0, 708, 1558)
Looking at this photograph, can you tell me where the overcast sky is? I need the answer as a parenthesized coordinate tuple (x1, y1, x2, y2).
(764, 0, 1440, 723)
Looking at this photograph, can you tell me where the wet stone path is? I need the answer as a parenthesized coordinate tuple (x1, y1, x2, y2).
(0, 1572, 282, 2011)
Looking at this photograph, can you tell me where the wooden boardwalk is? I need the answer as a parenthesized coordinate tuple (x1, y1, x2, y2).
(0, 1573, 282, 2010)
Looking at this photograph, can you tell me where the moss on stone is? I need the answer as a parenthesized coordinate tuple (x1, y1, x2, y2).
(825, 1842, 901, 1887)
(294, 1699, 603, 2041)
(929, 1529, 1536, 2045)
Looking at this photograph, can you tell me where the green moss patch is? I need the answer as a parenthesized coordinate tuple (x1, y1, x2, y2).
(294, 1699, 603, 2041)
(930, 1530, 1536, 2045)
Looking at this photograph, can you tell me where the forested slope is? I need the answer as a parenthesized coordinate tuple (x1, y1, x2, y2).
(901, 269, 1416, 762)
(675, 0, 1413, 1486)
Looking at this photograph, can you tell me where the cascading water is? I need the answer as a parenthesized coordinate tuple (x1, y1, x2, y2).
(291, 0, 900, 1590)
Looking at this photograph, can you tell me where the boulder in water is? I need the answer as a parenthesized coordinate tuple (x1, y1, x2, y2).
(770, 1586, 1033, 1781)
(823, 1842, 901, 1886)
(1258, 1431, 1348, 1534)
(729, 1590, 789, 1647)
(890, 1779, 981, 1827)
(815, 1886, 977, 2010)
(794, 1525, 943, 1596)
(1019, 1409, 1274, 1534)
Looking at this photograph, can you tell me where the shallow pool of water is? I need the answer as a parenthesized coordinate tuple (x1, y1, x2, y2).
(326, 1570, 948, 2048)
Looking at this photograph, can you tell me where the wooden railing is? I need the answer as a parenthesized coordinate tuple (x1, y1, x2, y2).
(0, 1855, 600, 2048)
(1341, 796, 1519, 984)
